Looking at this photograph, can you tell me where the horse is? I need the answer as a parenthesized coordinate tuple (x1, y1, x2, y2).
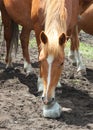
(38, 0, 81, 118)
(2, 0, 83, 118)
(0, 0, 45, 74)
(69, 0, 93, 75)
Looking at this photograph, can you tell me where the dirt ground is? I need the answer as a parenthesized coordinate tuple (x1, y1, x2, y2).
(0, 31, 93, 130)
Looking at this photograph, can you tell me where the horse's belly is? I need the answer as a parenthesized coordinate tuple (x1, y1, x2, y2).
(78, 4, 93, 35)
(4, 0, 32, 28)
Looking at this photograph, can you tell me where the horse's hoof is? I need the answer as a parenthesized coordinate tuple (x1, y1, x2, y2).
(24, 67, 35, 76)
(56, 81, 62, 88)
(24, 63, 35, 75)
(43, 102, 62, 118)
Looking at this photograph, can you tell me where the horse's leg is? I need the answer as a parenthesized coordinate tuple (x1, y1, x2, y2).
(20, 27, 34, 74)
(4, 25, 12, 68)
(69, 26, 79, 66)
(69, 25, 86, 75)
(1, 9, 13, 68)
(34, 24, 44, 92)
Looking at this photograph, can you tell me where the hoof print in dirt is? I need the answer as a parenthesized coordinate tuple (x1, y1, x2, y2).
(26, 73, 37, 79)
(5, 67, 15, 73)
(14, 68, 21, 73)
(72, 62, 77, 66)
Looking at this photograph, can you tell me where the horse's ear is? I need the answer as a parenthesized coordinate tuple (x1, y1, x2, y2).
(40, 31, 48, 44)
(59, 33, 66, 46)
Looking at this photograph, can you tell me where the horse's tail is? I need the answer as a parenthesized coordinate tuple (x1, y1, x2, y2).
(10, 21, 19, 57)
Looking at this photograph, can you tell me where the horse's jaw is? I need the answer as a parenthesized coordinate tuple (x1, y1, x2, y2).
(37, 77, 62, 92)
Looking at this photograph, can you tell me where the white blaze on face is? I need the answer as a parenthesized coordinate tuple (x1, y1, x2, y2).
(46, 55, 54, 95)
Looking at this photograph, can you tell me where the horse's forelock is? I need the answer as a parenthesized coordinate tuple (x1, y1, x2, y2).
(41, 40, 64, 59)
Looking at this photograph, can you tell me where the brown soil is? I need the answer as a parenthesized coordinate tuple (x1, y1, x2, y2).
(0, 31, 93, 130)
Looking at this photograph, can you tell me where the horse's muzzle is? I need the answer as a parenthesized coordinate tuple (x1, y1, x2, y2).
(42, 96, 55, 105)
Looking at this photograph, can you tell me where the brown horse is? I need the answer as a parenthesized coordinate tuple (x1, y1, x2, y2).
(0, 0, 45, 73)
(69, 0, 93, 74)
(38, 0, 80, 118)
(2, 0, 82, 118)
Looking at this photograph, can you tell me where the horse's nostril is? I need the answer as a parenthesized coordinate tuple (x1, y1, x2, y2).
(42, 97, 48, 104)
(52, 97, 55, 102)
(42, 96, 55, 105)
(42, 96, 45, 101)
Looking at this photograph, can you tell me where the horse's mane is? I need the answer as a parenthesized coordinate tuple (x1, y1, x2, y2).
(42, 0, 66, 57)
(45, 0, 66, 36)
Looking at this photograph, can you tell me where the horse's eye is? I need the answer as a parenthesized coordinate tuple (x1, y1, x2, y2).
(59, 62, 64, 66)
(60, 62, 64, 66)
(57, 62, 64, 68)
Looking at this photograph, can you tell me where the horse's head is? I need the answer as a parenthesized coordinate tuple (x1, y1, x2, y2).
(39, 31, 66, 105)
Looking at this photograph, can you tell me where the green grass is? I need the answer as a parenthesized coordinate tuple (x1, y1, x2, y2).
(80, 42, 93, 59)
(65, 41, 93, 60)
(29, 37, 37, 47)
